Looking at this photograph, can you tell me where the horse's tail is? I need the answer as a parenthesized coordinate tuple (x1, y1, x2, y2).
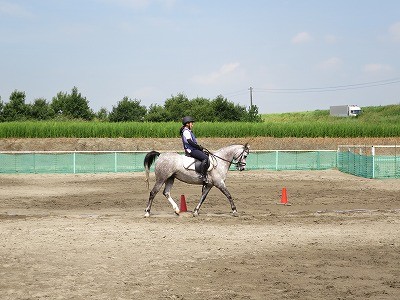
(144, 150, 160, 189)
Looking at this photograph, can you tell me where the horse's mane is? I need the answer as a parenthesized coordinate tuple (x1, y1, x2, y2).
(214, 143, 249, 155)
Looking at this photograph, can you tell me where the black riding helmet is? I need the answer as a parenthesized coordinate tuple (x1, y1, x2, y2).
(182, 116, 195, 125)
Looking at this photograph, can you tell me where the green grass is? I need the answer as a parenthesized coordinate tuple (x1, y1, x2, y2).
(0, 122, 180, 138)
(261, 104, 400, 124)
(1, 104, 399, 138)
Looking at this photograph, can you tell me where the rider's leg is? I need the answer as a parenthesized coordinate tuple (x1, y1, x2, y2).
(200, 159, 208, 184)
(190, 149, 209, 184)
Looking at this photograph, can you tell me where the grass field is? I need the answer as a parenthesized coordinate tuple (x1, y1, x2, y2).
(1, 105, 399, 138)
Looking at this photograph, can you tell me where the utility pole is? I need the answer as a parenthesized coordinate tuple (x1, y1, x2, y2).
(249, 86, 253, 107)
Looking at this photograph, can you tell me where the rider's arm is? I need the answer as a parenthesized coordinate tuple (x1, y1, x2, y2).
(187, 139, 203, 151)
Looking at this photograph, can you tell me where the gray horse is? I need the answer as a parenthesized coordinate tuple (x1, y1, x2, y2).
(144, 143, 249, 217)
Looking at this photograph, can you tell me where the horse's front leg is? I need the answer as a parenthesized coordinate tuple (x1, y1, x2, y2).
(217, 184, 238, 217)
(193, 184, 212, 217)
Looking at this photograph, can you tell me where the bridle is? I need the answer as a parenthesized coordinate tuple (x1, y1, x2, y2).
(205, 145, 249, 169)
(234, 147, 249, 168)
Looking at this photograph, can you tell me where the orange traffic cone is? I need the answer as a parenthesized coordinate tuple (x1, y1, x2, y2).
(180, 195, 188, 212)
(277, 188, 291, 206)
(281, 188, 288, 204)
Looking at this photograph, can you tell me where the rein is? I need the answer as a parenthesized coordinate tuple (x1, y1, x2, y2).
(204, 146, 248, 168)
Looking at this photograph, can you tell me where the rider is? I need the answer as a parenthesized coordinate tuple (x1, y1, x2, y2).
(180, 116, 209, 185)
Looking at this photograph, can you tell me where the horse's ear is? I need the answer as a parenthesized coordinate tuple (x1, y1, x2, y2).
(244, 138, 254, 150)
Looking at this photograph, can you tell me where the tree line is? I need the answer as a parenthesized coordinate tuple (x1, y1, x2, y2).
(0, 87, 262, 123)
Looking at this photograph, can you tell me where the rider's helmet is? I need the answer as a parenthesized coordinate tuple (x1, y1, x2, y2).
(182, 116, 195, 125)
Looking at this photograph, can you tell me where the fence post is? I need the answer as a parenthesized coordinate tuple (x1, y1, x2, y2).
(73, 152, 76, 174)
(33, 153, 36, 174)
(114, 152, 118, 173)
(275, 150, 279, 170)
(336, 146, 340, 169)
(371, 146, 375, 179)
(396, 145, 398, 178)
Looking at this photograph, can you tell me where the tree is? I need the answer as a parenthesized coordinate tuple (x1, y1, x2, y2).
(2, 90, 29, 121)
(211, 95, 242, 121)
(50, 91, 68, 117)
(0, 87, 262, 123)
(95, 107, 109, 121)
(109, 97, 147, 122)
(245, 105, 262, 122)
(66, 87, 94, 120)
(189, 97, 215, 122)
(163, 93, 191, 121)
(50, 87, 94, 120)
(144, 104, 170, 122)
(30, 98, 54, 120)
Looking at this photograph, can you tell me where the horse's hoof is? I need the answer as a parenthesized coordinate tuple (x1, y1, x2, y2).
(232, 210, 239, 217)
(175, 208, 180, 215)
(193, 210, 199, 217)
(144, 212, 150, 218)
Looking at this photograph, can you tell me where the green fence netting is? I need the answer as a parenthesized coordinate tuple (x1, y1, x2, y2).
(0, 152, 148, 174)
(2, 150, 399, 178)
(246, 150, 337, 170)
(0, 150, 337, 174)
(338, 151, 400, 179)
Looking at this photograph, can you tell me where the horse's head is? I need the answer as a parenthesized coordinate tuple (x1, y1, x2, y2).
(233, 143, 250, 171)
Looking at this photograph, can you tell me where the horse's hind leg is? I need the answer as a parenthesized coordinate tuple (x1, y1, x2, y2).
(163, 177, 180, 215)
(144, 180, 164, 217)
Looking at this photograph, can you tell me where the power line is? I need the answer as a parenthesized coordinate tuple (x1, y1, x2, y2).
(220, 77, 400, 107)
(222, 89, 249, 97)
(253, 78, 400, 94)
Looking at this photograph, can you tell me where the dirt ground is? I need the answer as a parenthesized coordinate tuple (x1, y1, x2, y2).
(1, 136, 400, 151)
(1, 137, 400, 299)
(0, 169, 399, 300)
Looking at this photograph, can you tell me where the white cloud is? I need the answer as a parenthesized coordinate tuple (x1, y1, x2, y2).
(0, 1, 33, 18)
(389, 22, 400, 42)
(364, 63, 393, 73)
(318, 57, 342, 70)
(291, 32, 313, 44)
(191, 63, 240, 85)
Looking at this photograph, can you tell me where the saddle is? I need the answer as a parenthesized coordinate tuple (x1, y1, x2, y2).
(182, 155, 215, 173)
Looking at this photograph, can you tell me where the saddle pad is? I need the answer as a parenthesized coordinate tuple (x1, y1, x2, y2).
(182, 156, 196, 170)
(182, 155, 215, 171)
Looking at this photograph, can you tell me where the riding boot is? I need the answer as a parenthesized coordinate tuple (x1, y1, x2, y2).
(200, 160, 209, 184)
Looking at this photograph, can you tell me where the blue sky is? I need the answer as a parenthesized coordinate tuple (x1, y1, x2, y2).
(1, 0, 400, 114)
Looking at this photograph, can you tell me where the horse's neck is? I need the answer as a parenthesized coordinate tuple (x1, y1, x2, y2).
(215, 145, 240, 160)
